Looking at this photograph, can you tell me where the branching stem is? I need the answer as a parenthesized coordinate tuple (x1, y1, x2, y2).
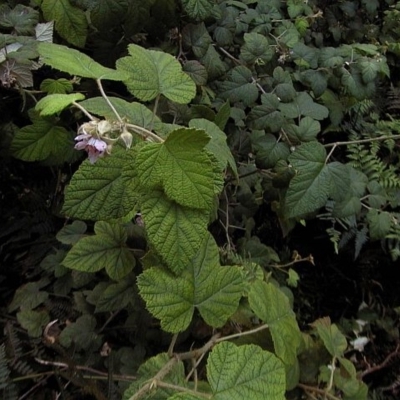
(72, 101, 98, 121)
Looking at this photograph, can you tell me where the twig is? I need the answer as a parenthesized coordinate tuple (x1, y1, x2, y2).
(125, 123, 164, 143)
(324, 134, 400, 148)
(72, 101, 98, 121)
(34, 358, 136, 382)
(216, 323, 269, 343)
(98, 310, 121, 334)
(359, 344, 400, 379)
(298, 383, 342, 400)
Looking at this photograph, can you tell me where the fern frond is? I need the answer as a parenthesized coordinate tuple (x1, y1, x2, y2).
(0, 344, 10, 390)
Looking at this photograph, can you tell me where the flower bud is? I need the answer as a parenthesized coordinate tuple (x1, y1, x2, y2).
(120, 129, 133, 149)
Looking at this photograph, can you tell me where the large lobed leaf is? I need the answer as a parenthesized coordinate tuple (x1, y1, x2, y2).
(140, 191, 210, 275)
(11, 117, 73, 162)
(36, 93, 85, 116)
(38, 42, 126, 80)
(207, 341, 286, 400)
(248, 280, 302, 365)
(63, 221, 135, 280)
(138, 233, 243, 332)
(41, 0, 87, 48)
(63, 146, 139, 221)
(116, 44, 196, 103)
(136, 128, 221, 210)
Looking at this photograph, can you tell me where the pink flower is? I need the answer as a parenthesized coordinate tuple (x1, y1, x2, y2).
(74, 133, 108, 164)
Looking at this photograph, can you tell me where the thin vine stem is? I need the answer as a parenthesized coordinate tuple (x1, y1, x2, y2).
(324, 134, 400, 148)
(72, 101, 98, 121)
(96, 78, 123, 123)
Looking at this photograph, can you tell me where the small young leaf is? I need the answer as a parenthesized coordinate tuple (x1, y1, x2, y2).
(41, 0, 87, 48)
(207, 341, 286, 399)
(248, 281, 302, 365)
(138, 233, 243, 332)
(214, 101, 231, 130)
(116, 44, 196, 103)
(63, 221, 135, 280)
(17, 310, 49, 338)
(311, 317, 347, 357)
(36, 93, 85, 116)
(140, 190, 209, 274)
(38, 42, 125, 80)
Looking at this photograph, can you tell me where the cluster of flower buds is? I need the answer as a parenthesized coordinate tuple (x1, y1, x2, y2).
(74, 120, 133, 163)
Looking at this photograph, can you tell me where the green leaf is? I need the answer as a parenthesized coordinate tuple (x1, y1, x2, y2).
(181, 0, 214, 21)
(326, 162, 351, 202)
(40, 78, 73, 94)
(63, 146, 139, 221)
(59, 315, 101, 350)
(123, 353, 187, 400)
(285, 117, 321, 142)
(11, 118, 72, 162)
(17, 310, 49, 338)
(366, 209, 392, 240)
(240, 32, 274, 64)
(275, 83, 297, 102)
(79, 97, 164, 132)
(217, 66, 259, 107)
(291, 42, 318, 69)
(182, 60, 208, 86)
(140, 191, 210, 274)
(279, 92, 329, 120)
(0, 4, 39, 35)
(35, 21, 54, 42)
(138, 233, 243, 332)
(136, 128, 220, 210)
(41, 0, 87, 48)
(214, 101, 231, 131)
(116, 44, 196, 103)
(38, 42, 125, 80)
(8, 281, 49, 312)
(182, 22, 212, 58)
(301, 70, 328, 98)
(95, 275, 136, 312)
(89, 0, 128, 29)
(248, 281, 301, 365)
(35, 93, 85, 116)
(252, 133, 290, 168)
(311, 317, 347, 358)
(63, 221, 135, 280)
(189, 119, 237, 176)
(207, 341, 286, 400)
(56, 221, 87, 245)
(284, 142, 330, 218)
(248, 93, 284, 132)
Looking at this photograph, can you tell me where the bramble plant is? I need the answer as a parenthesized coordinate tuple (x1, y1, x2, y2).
(2, 0, 400, 399)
